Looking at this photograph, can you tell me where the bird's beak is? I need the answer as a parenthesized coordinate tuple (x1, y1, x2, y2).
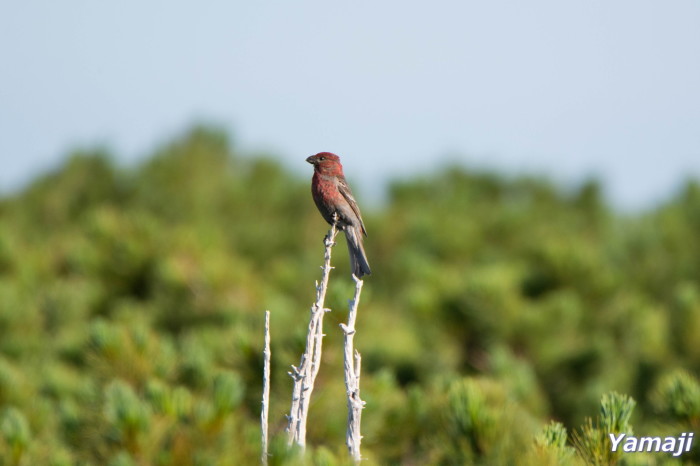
(306, 156, 315, 164)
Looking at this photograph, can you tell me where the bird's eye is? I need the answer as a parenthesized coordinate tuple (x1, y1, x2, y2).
(319, 156, 325, 161)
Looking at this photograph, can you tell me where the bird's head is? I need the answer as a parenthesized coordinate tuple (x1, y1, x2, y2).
(306, 152, 343, 175)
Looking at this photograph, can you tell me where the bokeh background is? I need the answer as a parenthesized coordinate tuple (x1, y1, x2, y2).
(1, 2, 699, 465)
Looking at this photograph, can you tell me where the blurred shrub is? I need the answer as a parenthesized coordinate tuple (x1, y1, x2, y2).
(0, 125, 698, 463)
(0, 407, 30, 464)
(652, 370, 700, 426)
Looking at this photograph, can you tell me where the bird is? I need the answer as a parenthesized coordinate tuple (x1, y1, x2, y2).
(306, 152, 371, 278)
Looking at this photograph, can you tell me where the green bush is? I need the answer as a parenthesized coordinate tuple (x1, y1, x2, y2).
(0, 125, 698, 463)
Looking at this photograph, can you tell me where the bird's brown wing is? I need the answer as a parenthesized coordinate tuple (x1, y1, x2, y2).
(337, 176, 368, 236)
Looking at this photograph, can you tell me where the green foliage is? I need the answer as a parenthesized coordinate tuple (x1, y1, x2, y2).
(104, 380, 152, 453)
(0, 407, 30, 464)
(650, 370, 700, 463)
(533, 421, 578, 465)
(652, 370, 700, 427)
(0, 125, 699, 463)
(572, 392, 635, 466)
(442, 376, 539, 464)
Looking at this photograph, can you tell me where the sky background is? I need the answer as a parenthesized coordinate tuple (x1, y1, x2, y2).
(1, 1, 699, 210)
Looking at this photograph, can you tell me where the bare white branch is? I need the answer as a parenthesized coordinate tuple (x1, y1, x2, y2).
(286, 219, 339, 449)
(261, 310, 271, 465)
(341, 275, 365, 462)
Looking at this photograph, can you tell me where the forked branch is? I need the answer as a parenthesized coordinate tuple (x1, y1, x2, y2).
(286, 218, 339, 449)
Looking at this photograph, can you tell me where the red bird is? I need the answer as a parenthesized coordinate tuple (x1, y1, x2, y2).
(306, 152, 371, 278)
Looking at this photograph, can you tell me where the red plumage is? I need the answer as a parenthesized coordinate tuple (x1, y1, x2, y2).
(306, 152, 371, 278)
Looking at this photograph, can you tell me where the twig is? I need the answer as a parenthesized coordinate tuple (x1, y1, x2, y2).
(340, 275, 365, 462)
(261, 310, 271, 465)
(286, 218, 339, 449)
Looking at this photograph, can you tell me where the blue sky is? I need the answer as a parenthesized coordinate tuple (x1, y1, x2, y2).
(1, 1, 699, 209)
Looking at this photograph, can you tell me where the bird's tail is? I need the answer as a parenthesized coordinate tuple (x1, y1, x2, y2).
(344, 227, 371, 278)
